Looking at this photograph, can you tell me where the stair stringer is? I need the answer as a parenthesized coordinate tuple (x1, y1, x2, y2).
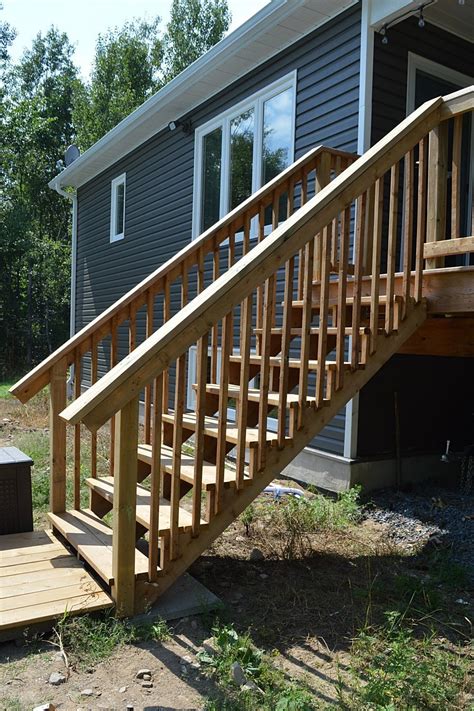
(135, 300, 428, 612)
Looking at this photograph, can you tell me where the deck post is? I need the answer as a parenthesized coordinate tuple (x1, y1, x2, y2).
(49, 359, 67, 514)
(112, 395, 139, 617)
(426, 122, 448, 270)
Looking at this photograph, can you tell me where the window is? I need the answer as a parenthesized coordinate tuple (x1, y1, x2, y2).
(110, 173, 126, 242)
(193, 73, 296, 237)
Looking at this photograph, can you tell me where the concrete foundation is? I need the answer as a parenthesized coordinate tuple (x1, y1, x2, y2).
(283, 447, 460, 492)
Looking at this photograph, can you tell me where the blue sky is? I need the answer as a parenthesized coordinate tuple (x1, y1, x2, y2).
(4, 0, 269, 78)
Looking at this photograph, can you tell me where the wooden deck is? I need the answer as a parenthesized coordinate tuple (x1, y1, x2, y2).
(0, 530, 112, 637)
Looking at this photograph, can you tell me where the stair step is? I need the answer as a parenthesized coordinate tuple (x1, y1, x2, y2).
(254, 326, 371, 336)
(85, 477, 207, 533)
(202, 383, 329, 408)
(292, 294, 404, 309)
(229, 355, 360, 370)
(162, 412, 290, 447)
(136, 443, 250, 491)
(48, 508, 153, 586)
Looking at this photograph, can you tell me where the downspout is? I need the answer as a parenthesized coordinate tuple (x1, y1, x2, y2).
(54, 180, 77, 393)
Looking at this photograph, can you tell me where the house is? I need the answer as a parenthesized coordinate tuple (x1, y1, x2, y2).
(5, 0, 474, 624)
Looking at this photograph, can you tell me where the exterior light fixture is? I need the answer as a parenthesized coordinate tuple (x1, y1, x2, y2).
(168, 119, 193, 135)
(418, 8, 425, 27)
(168, 120, 178, 131)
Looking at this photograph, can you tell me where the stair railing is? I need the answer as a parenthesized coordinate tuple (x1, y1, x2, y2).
(10, 145, 355, 516)
(58, 87, 473, 611)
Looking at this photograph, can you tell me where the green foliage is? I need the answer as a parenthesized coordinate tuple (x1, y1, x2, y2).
(267, 487, 362, 558)
(199, 624, 317, 711)
(346, 611, 470, 710)
(73, 18, 163, 150)
(56, 611, 170, 668)
(240, 504, 255, 536)
(0, 381, 13, 398)
(163, 0, 231, 82)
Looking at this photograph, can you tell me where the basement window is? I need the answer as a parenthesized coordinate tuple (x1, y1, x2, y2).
(110, 173, 126, 242)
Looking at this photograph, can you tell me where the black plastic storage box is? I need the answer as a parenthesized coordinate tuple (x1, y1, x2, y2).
(0, 446, 34, 535)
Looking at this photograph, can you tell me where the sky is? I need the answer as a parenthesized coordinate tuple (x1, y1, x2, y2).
(4, 0, 270, 78)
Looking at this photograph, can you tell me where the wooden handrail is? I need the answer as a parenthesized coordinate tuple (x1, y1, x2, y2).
(60, 89, 474, 433)
(10, 144, 355, 404)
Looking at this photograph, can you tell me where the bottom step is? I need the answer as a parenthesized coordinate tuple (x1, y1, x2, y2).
(48, 509, 156, 586)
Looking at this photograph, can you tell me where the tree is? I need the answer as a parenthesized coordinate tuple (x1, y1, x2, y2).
(73, 19, 163, 150)
(0, 27, 79, 375)
(163, 0, 230, 83)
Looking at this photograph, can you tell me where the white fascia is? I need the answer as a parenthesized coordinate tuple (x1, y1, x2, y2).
(369, 0, 421, 29)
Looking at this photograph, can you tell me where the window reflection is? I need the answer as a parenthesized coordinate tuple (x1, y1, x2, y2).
(262, 87, 293, 184)
(230, 109, 254, 210)
(201, 126, 222, 232)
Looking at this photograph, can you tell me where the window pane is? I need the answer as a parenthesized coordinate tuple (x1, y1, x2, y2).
(230, 108, 254, 210)
(201, 127, 222, 232)
(262, 87, 293, 184)
(115, 183, 124, 235)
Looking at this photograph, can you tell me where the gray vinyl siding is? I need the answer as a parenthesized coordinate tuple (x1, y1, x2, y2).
(76, 3, 362, 456)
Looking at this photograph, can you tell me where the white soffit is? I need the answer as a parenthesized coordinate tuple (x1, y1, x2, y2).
(370, 0, 474, 42)
(51, 0, 357, 190)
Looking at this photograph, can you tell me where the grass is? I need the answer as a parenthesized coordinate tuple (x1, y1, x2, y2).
(341, 610, 472, 710)
(56, 611, 170, 669)
(199, 623, 317, 711)
(0, 381, 14, 399)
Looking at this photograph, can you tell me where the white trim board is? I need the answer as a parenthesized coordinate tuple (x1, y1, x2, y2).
(406, 53, 474, 114)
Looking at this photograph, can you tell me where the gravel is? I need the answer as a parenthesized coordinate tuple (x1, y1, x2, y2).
(364, 485, 474, 577)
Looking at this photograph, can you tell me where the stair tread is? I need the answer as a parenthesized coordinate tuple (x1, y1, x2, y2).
(137, 443, 249, 490)
(162, 412, 289, 446)
(48, 508, 152, 585)
(203, 383, 329, 408)
(86, 476, 207, 532)
(229, 355, 359, 370)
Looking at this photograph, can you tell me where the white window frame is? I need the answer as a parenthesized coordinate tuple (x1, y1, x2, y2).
(192, 71, 297, 239)
(110, 173, 126, 243)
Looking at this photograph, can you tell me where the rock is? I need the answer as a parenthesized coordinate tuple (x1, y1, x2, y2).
(52, 651, 64, 663)
(135, 668, 152, 679)
(33, 705, 56, 711)
(201, 638, 216, 655)
(142, 673, 152, 681)
(242, 680, 260, 692)
(259, 573, 269, 580)
(249, 548, 264, 562)
(182, 654, 193, 663)
(181, 665, 189, 676)
(80, 689, 94, 697)
(142, 680, 153, 688)
(119, 686, 127, 693)
(231, 661, 247, 687)
(48, 672, 66, 686)
(190, 619, 198, 630)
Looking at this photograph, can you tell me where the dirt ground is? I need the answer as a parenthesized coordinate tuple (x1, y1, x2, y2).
(1, 394, 473, 710)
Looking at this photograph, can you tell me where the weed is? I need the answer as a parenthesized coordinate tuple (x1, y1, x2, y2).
(240, 504, 255, 536)
(265, 486, 362, 558)
(345, 610, 471, 710)
(428, 549, 469, 589)
(199, 624, 317, 710)
(0, 698, 23, 711)
(0, 381, 14, 399)
(130, 618, 171, 642)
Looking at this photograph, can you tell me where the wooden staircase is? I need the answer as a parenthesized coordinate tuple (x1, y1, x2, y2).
(10, 86, 474, 617)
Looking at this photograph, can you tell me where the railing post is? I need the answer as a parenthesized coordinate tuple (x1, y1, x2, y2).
(426, 122, 448, 270)
(313, 151, 331, 282)
(50, 359, 67, 513)
(112, 395, 139, 617)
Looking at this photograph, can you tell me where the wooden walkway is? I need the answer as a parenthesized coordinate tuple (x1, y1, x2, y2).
(0, 530, 112, 638)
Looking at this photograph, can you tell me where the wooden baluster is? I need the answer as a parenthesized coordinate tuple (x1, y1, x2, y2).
(334, 155, 341, 180)
(256, 204, 266, 354)
(277, 256, 294, 447)
(144, 291, 154, 444)
(451, 115, 462, 240)
(170, 268, 188, 559)
(90, 337, 98, 478)
(297, 240, 314, 429)
(414, 138, 427, 304)
(211, 250, 219, 379)
(385, 163, 400, 334)
(236, 217, 253, 487)
(193, 331, 208, 532)
(149, 374, 162, 578)
(163, 279, 171, 413)
(402, 150, 414, 318)
(426, 122, 448, 269)
(257, 274, 275, 471)
(112, 395, 139, 617)
(313, 152, 331, 282)
(109, 319, 118, 477)
(271, 191, 279, 325)
(73, 351, 81, 509)
(50, 358, 67, 514)
(315, 224, 331, 408)
(335, 207, 350, 390)
(215, 312, 232, 511)
(287, 176, 295, 218)
(370, 178, 384, 354)
(351, 192, 367, 368)
(363, 183, 375, 276)
(297, 171, 307, 300)
(129, 304, 136, 352)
